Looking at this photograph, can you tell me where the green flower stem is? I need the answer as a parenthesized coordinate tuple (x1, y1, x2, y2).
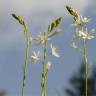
(11, 14, 30, 96)
(42, 41, 47, 96)
(22, 26, 29, 96)
(83, 39, 88, 96)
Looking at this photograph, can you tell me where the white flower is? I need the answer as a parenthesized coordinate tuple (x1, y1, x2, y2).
(50, 44, 60, 58)
(46, 61, 52, 71)
(71, 42, 78, 49)
(79, 16, 90, 24)
(75, 28, 94, 40)
(82, 17, 90, 23)
(35, 32, 50, 45)
(31, 51, 40, 63)
(76, 30, 87, 39)
(87, 35, 94, 40)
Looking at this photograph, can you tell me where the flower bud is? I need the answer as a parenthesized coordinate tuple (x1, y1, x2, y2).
(46, 61, 52, 72)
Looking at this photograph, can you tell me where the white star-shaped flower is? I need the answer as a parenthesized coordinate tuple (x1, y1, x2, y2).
(50, 44, 60, 58)
(35, 32, 50, 45)
(31, 51, 40, 63)
(80, 16, 90, 23)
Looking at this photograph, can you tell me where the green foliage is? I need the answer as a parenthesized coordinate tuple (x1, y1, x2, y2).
(0, 91, 6, 96)
(65, 63, 96, 96)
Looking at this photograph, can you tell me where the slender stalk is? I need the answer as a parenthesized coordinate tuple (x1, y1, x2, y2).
(42, 40, 47, 96)
(11, 14, 30, 96)
(83, 39, 88, 96)
(22, 26, 29, 96)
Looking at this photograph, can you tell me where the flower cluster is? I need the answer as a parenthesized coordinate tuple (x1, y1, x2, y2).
(74, 28, 95, 40)
(31, 17, 63, 71)
(66, 5, 96, 53)
(31, 43, 60, 59)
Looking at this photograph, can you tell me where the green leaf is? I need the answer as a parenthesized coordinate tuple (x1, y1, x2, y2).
(48, 17, 63, 33)
(12, 13, 25, 25)
(66, 5, 78, 17)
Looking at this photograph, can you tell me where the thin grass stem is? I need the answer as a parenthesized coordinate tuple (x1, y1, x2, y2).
(22, 26, 29, 96)
(83, 39, 88, 96)
(42, 40, 47, 96)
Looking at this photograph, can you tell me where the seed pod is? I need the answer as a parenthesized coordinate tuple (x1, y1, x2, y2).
(12, 13, 25, 25)
(66, 5, 78, 17)
(48, 17, 62, 32)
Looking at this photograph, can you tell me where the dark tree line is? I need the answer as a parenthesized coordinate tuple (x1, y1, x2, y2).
(65, 62, 96, 96)
(0, 91, 6, 96)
